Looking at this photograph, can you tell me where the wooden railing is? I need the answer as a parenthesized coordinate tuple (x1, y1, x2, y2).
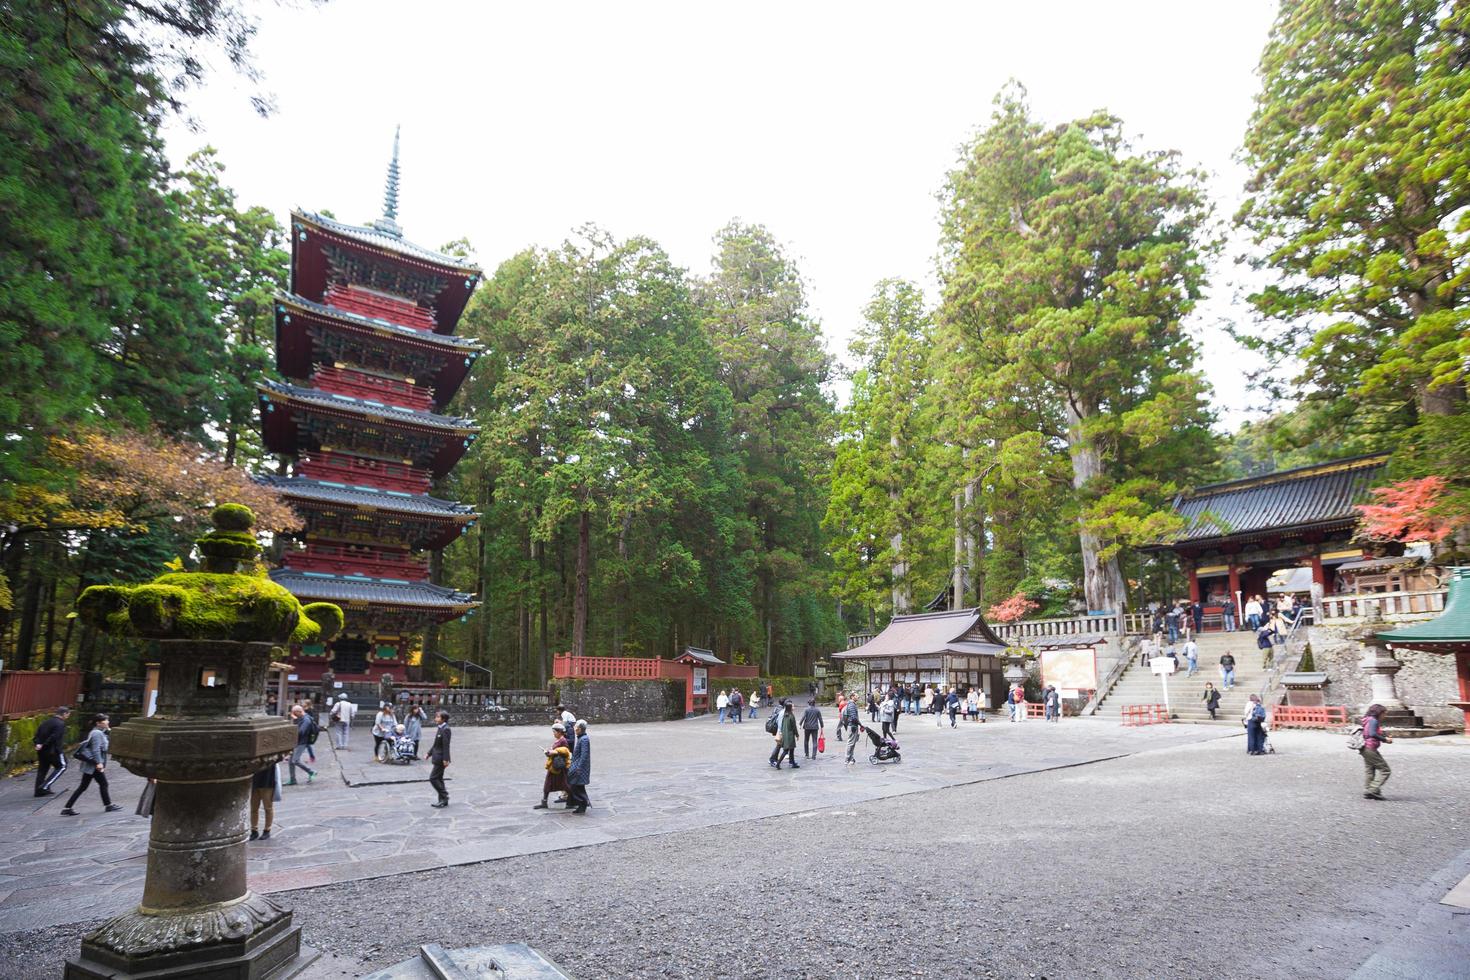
(0, 670, 83, 719)
(1320, 589, 1447, 623)
(552, 655, 660, 680)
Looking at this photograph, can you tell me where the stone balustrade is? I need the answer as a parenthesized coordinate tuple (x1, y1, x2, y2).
(1319, 589, 1447, 623)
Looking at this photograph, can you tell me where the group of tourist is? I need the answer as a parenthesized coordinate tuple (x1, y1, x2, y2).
(32, 706, 124, 817)
(713, 688, 745, 722)
(534, 704, 593, 812)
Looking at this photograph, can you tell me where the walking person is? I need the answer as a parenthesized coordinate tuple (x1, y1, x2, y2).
(566, 720, 591, 812)
(841, 693, 859, 746)
(1243, 695, 1268, 755)
(1044, 685, 1061, 722)
(1191, 599, 1204, 636)
(889, 687, 901, 733)
(329, 695, 356, 750)
(946, 688, 961, 728)
(729, 688, 743, 723)
(879, 693, 895, 739)
(1359, 703, 1393, 800)
(1202, 682, 1221, 721)
(536, 722, 571, 809)
(428, 710, 452, 808)
(1183, 636, 1199, 677)
(1166, 602, 1183, 644)
(249, 760, 281, 841)
(868, 690, 879, 722)
(800, 699, 824, 759)
(1222, 596, 1237, 632)
(60, 714, 122, 815)
(1008, 683, 1027, 722)
(33, 705, 71, 797)
(1219, 651, 1237, 691)
(771, 701, 799, 769)
(716, 689, 729, 723)
(287, 705, 317, 785)
(404, 705, 425, 759)
(749, 688, 760, 719)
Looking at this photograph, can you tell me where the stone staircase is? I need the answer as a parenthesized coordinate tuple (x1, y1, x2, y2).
(1093, 632, 1283, 725)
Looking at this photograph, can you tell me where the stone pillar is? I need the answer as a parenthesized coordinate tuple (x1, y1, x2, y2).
(1357, 637, 1405, 711)
(66, 641, 304, 980)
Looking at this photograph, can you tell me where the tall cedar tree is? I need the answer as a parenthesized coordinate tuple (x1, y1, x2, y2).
(1238, 0, 1469, 445)
(937, 86, 1217, 615)
(696, 222, 841, 674)
(825, 280, 954, 619)
(174, 147, 288, 467)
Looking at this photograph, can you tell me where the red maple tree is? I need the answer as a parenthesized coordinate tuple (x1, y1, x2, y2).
(1356, 476, 1454, 543)
(987, 591, 1040, 623)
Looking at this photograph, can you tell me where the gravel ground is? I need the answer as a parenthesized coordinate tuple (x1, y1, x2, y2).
(6, 731, 1466, 980)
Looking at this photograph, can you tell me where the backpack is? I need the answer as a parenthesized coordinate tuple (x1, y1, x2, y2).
(306, 717, 321, 744)
(765, 713, 780, 735)
(1347, 726, 1365, 751)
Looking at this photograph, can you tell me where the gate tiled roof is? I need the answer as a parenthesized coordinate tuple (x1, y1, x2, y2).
(1163, 455, 1389, 547)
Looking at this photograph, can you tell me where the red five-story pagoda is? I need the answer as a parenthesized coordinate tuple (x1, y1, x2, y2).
(258, 131, 482, 681)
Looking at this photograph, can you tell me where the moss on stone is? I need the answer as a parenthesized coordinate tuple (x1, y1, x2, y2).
(74, 503, 343, 645)
(211, 503, 255, 531)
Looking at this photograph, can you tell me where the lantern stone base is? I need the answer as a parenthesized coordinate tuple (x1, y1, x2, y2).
(64, 892, 314, 980)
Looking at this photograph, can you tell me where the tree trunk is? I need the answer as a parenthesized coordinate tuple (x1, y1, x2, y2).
(571, 509, 591, 659)
(1065, 399, 1127, 615)
(612, 511, 631, 657)
(41, 574, 58, 670)
(537, 540, 548, 681)
(889, 433, 911, 614)
(1418, 378, 1465, 417)
(14, 542, 44, 669)
(968, 479, 985, 609)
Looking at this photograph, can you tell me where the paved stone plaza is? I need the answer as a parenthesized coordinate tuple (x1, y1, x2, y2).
(2, 714, 1467, 978)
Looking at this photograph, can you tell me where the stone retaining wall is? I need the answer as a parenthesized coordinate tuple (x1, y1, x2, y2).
(553, 678, 687, 724)
(1308, 625, 1460, 727)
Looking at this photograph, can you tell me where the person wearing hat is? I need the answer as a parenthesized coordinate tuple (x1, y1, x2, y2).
(537, 722, 572, 810)
(34, 705, 72, 797)
(329, 694, 357, 750)
(557, 703, 578, 751)
(566, 720, 591, 813)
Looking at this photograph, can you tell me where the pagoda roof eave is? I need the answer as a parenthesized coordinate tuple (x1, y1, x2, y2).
(276, 293, 483, 351)
(1377, 566, 1470, 652)
(256, 475, 477, 519)
(270, 569, 478, 611)
(257, 379, 477, 434)
(291, 209, 481, 277)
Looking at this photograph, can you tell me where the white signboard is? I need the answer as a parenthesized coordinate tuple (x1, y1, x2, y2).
(1059, 689, 1080, 700)
(1149, 657, 1176, 675)
(333, 680, 344, 688)
(1041, 648, 1099, 690)
(692, 667, 708, 696)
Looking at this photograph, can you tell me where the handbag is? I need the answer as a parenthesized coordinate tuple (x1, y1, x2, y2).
(818, 734, 826, 753)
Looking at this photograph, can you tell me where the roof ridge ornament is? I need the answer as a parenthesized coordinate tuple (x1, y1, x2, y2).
(373, 125, 403, 238)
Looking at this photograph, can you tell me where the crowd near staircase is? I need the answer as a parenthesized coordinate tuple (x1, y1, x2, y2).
(1094, 631, 1288, 725)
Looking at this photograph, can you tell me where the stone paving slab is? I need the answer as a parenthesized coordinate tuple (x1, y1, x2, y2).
(0, 713, 1232, 934)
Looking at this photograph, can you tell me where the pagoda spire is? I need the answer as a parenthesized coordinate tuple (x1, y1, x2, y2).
(373, 125, 403, 237)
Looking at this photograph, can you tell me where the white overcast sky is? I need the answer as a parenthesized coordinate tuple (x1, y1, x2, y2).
(164, 0, 1282, 427)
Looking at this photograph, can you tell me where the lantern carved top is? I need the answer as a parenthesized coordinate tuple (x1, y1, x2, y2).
(77, 503, 344, 644)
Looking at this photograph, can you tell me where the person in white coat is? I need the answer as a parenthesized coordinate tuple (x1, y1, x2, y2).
(330, 695, 357, 749)
(716, 689, 730, 723)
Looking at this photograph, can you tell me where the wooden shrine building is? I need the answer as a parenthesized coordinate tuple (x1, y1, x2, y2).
(1145, 455, 1392, 622)
(833, 608, 1009, 707)
(257, 133, 483, 681)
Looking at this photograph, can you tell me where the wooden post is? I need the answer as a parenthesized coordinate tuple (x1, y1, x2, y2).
(1310, 550, 1327, 590)
(1228, 565, 1241, 605)
(1187, 567, 1200, 603)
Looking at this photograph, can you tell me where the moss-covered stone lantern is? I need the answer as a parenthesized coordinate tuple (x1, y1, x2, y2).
(65, 504, 342, 980)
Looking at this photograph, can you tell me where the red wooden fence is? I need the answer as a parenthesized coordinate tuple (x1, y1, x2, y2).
(552, 655, 660, 680)
(1120, 704, 1172, 726)
(0, 670, 83, 719)
(1268, 705, 1349, 729)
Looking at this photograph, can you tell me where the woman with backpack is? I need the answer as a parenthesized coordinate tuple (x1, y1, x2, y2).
(536, 722, 571, 809)
(60, 714, 122, 816)
(1359, 703, 1393, 800)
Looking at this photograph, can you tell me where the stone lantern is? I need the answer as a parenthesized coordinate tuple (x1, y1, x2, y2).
(66, 504, 343, 980)
(1353, 619, 1424, 733)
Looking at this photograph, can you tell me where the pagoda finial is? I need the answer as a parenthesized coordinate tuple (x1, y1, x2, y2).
(373, 125, 403, 237)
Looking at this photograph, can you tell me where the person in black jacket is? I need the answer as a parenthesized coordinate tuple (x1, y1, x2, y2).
(800, 700, 824, 759)
(33, 705, 71, 797)
(428, 710, 452, 808)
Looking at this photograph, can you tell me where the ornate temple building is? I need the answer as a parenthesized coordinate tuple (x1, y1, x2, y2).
(257, 134, 482, 681)
(1146, 454, 1394, 618)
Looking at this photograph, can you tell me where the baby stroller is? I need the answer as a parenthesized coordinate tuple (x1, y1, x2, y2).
(860, 724, 901, 765)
